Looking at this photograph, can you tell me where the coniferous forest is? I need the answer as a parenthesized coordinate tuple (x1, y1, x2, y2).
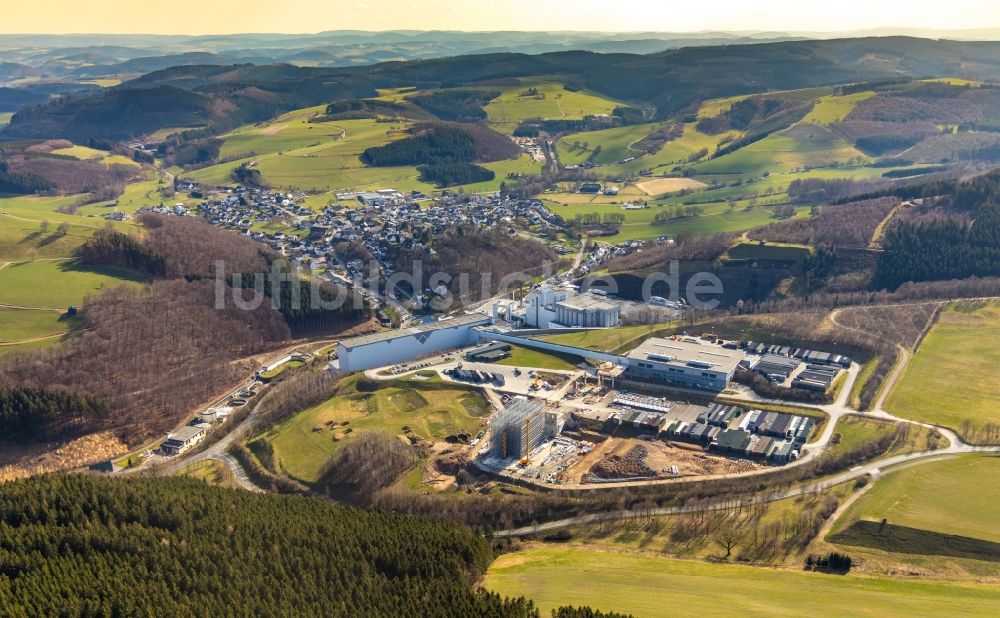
(0, 475, 545, 617)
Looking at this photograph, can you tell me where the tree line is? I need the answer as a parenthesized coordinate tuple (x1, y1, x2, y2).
(0, 158, 54, 194)
(419, 161, 495, 187)
(0, 388, 108, 444)
(408, 89, 499, 122)
(654, 205, 704, 222)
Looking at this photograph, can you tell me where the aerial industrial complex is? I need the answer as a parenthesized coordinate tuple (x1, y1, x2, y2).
(332, 294, 851, 488)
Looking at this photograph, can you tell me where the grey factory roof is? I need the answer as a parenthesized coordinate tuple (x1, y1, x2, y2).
(626, 337, 745, 373)
(556, 292, 620, 312)
(166, 425, 206, 442)
(339, 312, 491, 348)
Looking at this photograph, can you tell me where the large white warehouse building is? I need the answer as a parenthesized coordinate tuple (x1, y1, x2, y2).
(625, 338, 745, 390)
(338, 312, 492, 372)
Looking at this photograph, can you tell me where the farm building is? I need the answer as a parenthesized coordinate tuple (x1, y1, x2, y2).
(625, 338, 745, 390)
(337, 312, 492, 372)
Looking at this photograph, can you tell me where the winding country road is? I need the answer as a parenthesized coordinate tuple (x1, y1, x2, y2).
(143, 337, 342, 489)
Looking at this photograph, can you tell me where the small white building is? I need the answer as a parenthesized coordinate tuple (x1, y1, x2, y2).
(161, 425, 207, 456)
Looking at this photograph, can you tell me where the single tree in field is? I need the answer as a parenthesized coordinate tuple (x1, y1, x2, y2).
(715, 525, 745, 559)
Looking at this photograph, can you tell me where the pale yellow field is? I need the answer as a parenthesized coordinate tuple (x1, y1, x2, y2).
(635, 177, 708, 196)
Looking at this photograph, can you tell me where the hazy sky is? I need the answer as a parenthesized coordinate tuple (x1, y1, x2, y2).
(3, 0, 1000, 35)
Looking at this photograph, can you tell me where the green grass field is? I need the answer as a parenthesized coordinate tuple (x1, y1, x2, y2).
(49, 145, 140, 167)
(176, 459, 240, 489)
(726, 241, 811, 263)
(832, 455, 1000, 544)
(188, 112, 539, 194)
(659, 165, 916, 208)
(692, 124, 868, 176)
(0, 259, 146, 308)
(828, 415, 940, 459)
(556, 123, 653, 166)
(484, 546, 1000, 617)
(801, 91, 876, 124)
(494, 343, 582, 371)
(0, 193, 141, 261)
(0, 307, 76, 345)
(597, 122, 737, 176)
(542, 197, 810, 242)
(537, 324, 660, 352)
(484, 79, 621, 130)
(885, 301, 1000, 441)
(258, 359, 305, 380)
(252, 377, 490, 484)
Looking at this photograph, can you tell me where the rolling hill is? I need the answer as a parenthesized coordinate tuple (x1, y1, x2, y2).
(10, 37, 1000, 143)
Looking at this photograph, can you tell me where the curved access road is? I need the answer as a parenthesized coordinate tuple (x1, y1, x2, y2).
(494, 439, 1000, 538)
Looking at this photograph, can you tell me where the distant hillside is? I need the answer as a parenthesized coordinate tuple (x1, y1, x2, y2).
(10, 37, 1000, 143)
(5, 85, 215, 141)
(70, 51, 239, 78)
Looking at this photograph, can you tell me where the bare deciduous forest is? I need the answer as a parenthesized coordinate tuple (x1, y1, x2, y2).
(748, 198, 897, 247)
(0, 281, 290, 446)
(395, 226, 559, 303)
(2, 217, 371, 449)
(605, 233, 737, 273)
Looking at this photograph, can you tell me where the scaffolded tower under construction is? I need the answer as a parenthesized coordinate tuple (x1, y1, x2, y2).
(491, 398, 548, 460)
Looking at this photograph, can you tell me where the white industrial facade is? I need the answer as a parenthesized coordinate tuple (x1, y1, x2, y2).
(521, 285, 620, 328)
(625, 338, 745, 390)
(337, 313, 491, 372)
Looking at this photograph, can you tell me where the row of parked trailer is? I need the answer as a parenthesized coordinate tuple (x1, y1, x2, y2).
(742, 341, 852, 368)
(576, 400, 814, 465)
(666, 408, 813, 463)
(792, 364, 841, 392)
(612, 392, 672, 413)
(446, 367, 505, 386)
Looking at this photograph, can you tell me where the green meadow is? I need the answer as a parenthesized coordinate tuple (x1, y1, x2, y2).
(831, 455, 1000, 545)
(692, 124, 868, 175)
(485, 78, 622, 131)
(250, 376, 490, 484)
(537, 324, 662, 352)
(0, 193, 140, 261)
(0, 259, 146, 308)
(494, 343, 582, 371)
(542, 196, 810, 242)
(885, 301, 1000, 441)
(484, 546, 1000, 618)
(0, 307, 74, 344)
(188, 112, 541, 194)
(556, 123, 653, 166)
(801, 91, 876, 124)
